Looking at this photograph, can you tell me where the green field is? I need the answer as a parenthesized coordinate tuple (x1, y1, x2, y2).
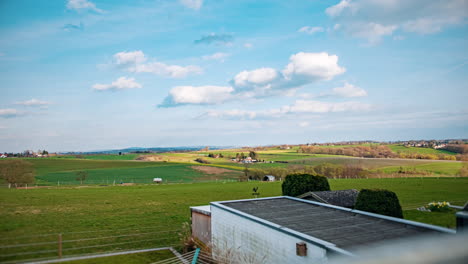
(388, 145, 457, 155)
(5, 159, 241, 185)
(377, 162, 463, 175)
(1, 178, 467, 263)
(52, 154, 142, 161)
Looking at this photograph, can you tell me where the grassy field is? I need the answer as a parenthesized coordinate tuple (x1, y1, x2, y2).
(53, 154, 142, 161)
(5, 159, 241, 186)
(61, 250, 175, 264)
(388, 145, 457, 155)
(1, 178, 467, 263)
(376, 162, 463, 175)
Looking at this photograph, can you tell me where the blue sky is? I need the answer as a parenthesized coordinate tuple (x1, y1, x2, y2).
(0, 0, 467, 152)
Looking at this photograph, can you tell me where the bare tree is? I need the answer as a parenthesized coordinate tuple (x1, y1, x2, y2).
(75, 171, 88, 185)
(0, 159, 35, 188)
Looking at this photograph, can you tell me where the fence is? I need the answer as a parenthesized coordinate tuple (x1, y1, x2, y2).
(0, 225, 182, 263)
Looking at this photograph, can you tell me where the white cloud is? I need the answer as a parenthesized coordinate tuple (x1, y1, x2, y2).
(160, 52, 346, 107)
(326, 0, 468, 43)
(15, 99, 51, 107)
(203, 100, 372, 120)
(113, 51, 202, 78)
(244, 43, 253, 49)
(234, 68, 279, 87)
(160, 85, 234, 107)
(298, 26, 325, 34)
(202, 52, 230, 62)
(346, 22, 397, 44)
(67, 0, 103, 13)
(0, 109, 20, 118)
(114, 50, 147, 65)
(92, 77, 142, 91)
(326, 0, 354, 17)
(288, 100, 371, 113)
(180, 0, 203, 10)
(282, 52, 346, 81)
(331, 82, 368, 97)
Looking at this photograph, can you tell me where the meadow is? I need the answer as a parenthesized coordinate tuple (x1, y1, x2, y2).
(1, 178, 467, 263)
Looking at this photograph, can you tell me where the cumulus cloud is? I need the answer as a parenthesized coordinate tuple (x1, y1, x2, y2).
(0, 109, 20, 118)
(92, 77, 142, 91)
(159, 85, 234, 107)
(194, 33, 234, 45)
(326, 0, 354, 17)
(282, 52, 346, 82)
(298, 26, 325, 34)
(203, 100, 372, 120)
(233, 68, 279, 88)
(180, 0, 203, 10)
(113, 51, 202, 78)
(159, 52, 346, 107)
(326, 0, 468, 43)
(331, 82, 367, 97)
(202, 52, 230, 62)
(15, 99, 51, 107)
(66, 0, 103, 13)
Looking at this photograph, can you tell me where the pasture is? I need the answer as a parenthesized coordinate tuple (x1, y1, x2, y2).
(1, 178, 467, 263)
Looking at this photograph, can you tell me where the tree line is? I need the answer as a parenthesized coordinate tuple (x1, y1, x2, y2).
(297, 145, 461, 160)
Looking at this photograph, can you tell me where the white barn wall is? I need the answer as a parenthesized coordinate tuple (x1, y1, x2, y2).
(211, 206, 328, 264)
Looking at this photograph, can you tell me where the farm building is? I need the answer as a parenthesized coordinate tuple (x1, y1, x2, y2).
(263, 175, 275, 182)
(297, 189, 359, 208)
(192, 196, 455, 264)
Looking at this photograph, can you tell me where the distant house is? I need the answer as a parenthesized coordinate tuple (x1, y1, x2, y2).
(153, 178, 163, 183)
(263, 175, 276, 182)
(0, 154, 7, 158)
(297, 189, 359, 208)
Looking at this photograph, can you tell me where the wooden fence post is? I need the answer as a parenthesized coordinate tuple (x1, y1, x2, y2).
(58, 233, 62, 258)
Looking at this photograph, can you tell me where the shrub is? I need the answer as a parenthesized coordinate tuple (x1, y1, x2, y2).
(425, 201, 451, 212)
(282, 174, 330, 197)
(194, 158, 210, 164)
(355, 189, 403, 218)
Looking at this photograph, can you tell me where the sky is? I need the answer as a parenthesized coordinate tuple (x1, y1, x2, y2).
(0, 0, 467, 152)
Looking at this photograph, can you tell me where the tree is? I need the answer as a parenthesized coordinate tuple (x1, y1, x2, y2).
(0, 159, 35, 187)
(354, 189, 403, 218)
(249, 151, 258, 160)
(75, 171, 88, 185)
(282, 174, 330, 197)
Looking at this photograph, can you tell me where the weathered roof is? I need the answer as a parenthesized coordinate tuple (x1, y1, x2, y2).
(215, 197, 453, 253)
(298, 189, 359, 208)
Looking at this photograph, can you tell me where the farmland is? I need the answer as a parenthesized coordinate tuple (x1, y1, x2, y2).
(1, 178, 467, 263)
(0, 146, 466, 263)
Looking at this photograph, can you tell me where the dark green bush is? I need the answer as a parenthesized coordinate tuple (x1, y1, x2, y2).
(282, 174, 330, 197)
(355, 189, 403, 218)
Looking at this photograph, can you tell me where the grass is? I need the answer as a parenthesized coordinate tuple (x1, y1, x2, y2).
(1, 159, 241, 185)
(51, 154, 142, 161)
(388, 145, 457, 155)
(61, 250, 175, 264)
(1, 178, 467, 263)
(37, 164, 205, 185)
(377, 162, 463, 175)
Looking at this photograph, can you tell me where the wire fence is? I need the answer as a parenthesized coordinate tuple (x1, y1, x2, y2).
(0, 226, 183, 263)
